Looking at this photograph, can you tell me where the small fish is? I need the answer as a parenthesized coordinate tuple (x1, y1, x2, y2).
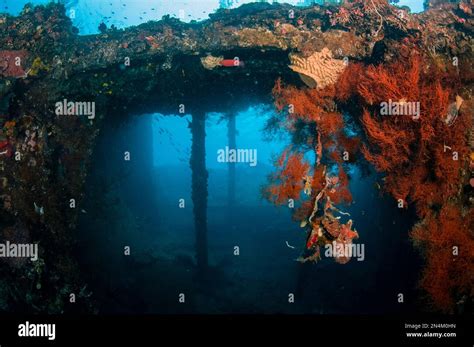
(285, 241, 295, 249)
(34, 202, 44, 215)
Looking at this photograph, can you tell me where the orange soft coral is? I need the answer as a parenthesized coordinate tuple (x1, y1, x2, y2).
(338, 52, 473, 311)
(270, 50, 472, 310)
(411, 205, 474, 312)
(265, 148, 310, 205)
(343, 54, 469, 217)
(267, 80, 358, 264)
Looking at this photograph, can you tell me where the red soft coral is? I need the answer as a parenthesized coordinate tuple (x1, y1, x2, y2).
(265, 148, 310, 205)
(411, 205, 474, 312)
(338, 52, 473, 311)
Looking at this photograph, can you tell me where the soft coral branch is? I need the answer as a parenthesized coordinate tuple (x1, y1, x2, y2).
(267, 80, 359, 264)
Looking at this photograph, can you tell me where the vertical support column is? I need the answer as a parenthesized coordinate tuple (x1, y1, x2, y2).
(227, 113, 236, 208)
(190, 112, 208, 274)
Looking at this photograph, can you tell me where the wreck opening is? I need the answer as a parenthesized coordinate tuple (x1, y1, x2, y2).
(75, 102, 293, 312)
(72, 41, 421, 314)
(70, 42, 302, 309)
(72, 45, 302, 275)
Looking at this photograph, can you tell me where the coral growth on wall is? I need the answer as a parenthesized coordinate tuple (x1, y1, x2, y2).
(341, 54, 469, 216)
(267, 48, 473, 312)
(338, 52, 473, 312)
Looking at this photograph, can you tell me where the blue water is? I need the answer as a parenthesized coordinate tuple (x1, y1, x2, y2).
(152, 106, 287, 169)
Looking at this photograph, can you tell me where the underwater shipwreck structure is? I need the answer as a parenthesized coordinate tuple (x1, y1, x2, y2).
(0, 0, 472, 313)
